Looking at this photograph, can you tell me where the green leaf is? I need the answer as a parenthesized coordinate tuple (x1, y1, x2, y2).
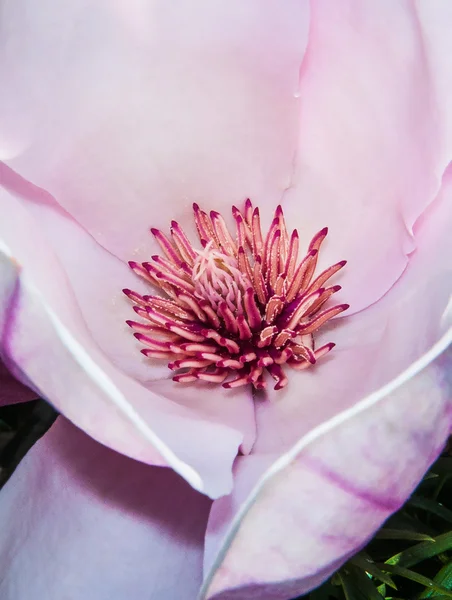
(0, 419, 12, 431)
(375, 528, 435, 542)
(338, 568, 385, 600)
(424, 473, 441, 481)
(385, 531, 452, 568)
(377, 564, 452, 597)
(309, 579, 340, 600)
(432, 474, 452, 502)
(349, 553, 397, 589)
(408, 496, 452, 526)
(384, 512, 439, 538)
(431, 458, 452, 478)
(419, 561, 452, 599)
(416, 597, 452, 600)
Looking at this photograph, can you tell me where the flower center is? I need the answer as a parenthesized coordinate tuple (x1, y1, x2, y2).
(192, 243, 251, 315)
(124, 200, 349, 390)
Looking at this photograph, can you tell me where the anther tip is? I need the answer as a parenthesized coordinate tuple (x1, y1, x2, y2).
(320, 226, 328, 235)
(170, 220, 178, 228)
(192, 202, 200, 211)
(339, 259, 347, 266)
(150, 227, 159, 235)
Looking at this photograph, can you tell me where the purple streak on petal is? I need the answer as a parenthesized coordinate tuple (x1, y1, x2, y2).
(302, 455, 401, 512)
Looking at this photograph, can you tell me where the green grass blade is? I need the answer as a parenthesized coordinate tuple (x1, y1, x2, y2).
(338, 569, 385, 600)
(385, 531, 452, 568)
(419, 561, 452, 599)
(376, 528, 435, 542)
(408, 497, 452, 526)
(377, 564, 452, 597)
(349, 553, 397, 589)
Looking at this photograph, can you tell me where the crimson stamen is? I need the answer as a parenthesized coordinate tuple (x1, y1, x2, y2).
(124, 201, 348, 390)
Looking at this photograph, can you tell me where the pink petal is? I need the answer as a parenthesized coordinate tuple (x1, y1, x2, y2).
(203, 333, 452, 599)
(281, 0, 452, 313)
(0, 417, 211, 600)
(0, 0, 310, 261)
(0, 178, 254, 498)
(0, 228, 39, 405)
(415, 1, 452, 153)
(203, 454, 274, 577)
(201, 166, 452, 598)
(0, 360, 37, 406)
(254, 161, 452, 455)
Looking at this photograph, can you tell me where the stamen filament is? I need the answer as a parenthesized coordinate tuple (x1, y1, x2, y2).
(125, 200, 348, 390)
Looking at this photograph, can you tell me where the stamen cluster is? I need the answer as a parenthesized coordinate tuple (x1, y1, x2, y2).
(124, 200, 348, 390)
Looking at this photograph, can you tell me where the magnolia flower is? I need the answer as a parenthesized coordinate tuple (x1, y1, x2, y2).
(0, 2, 452, 599)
